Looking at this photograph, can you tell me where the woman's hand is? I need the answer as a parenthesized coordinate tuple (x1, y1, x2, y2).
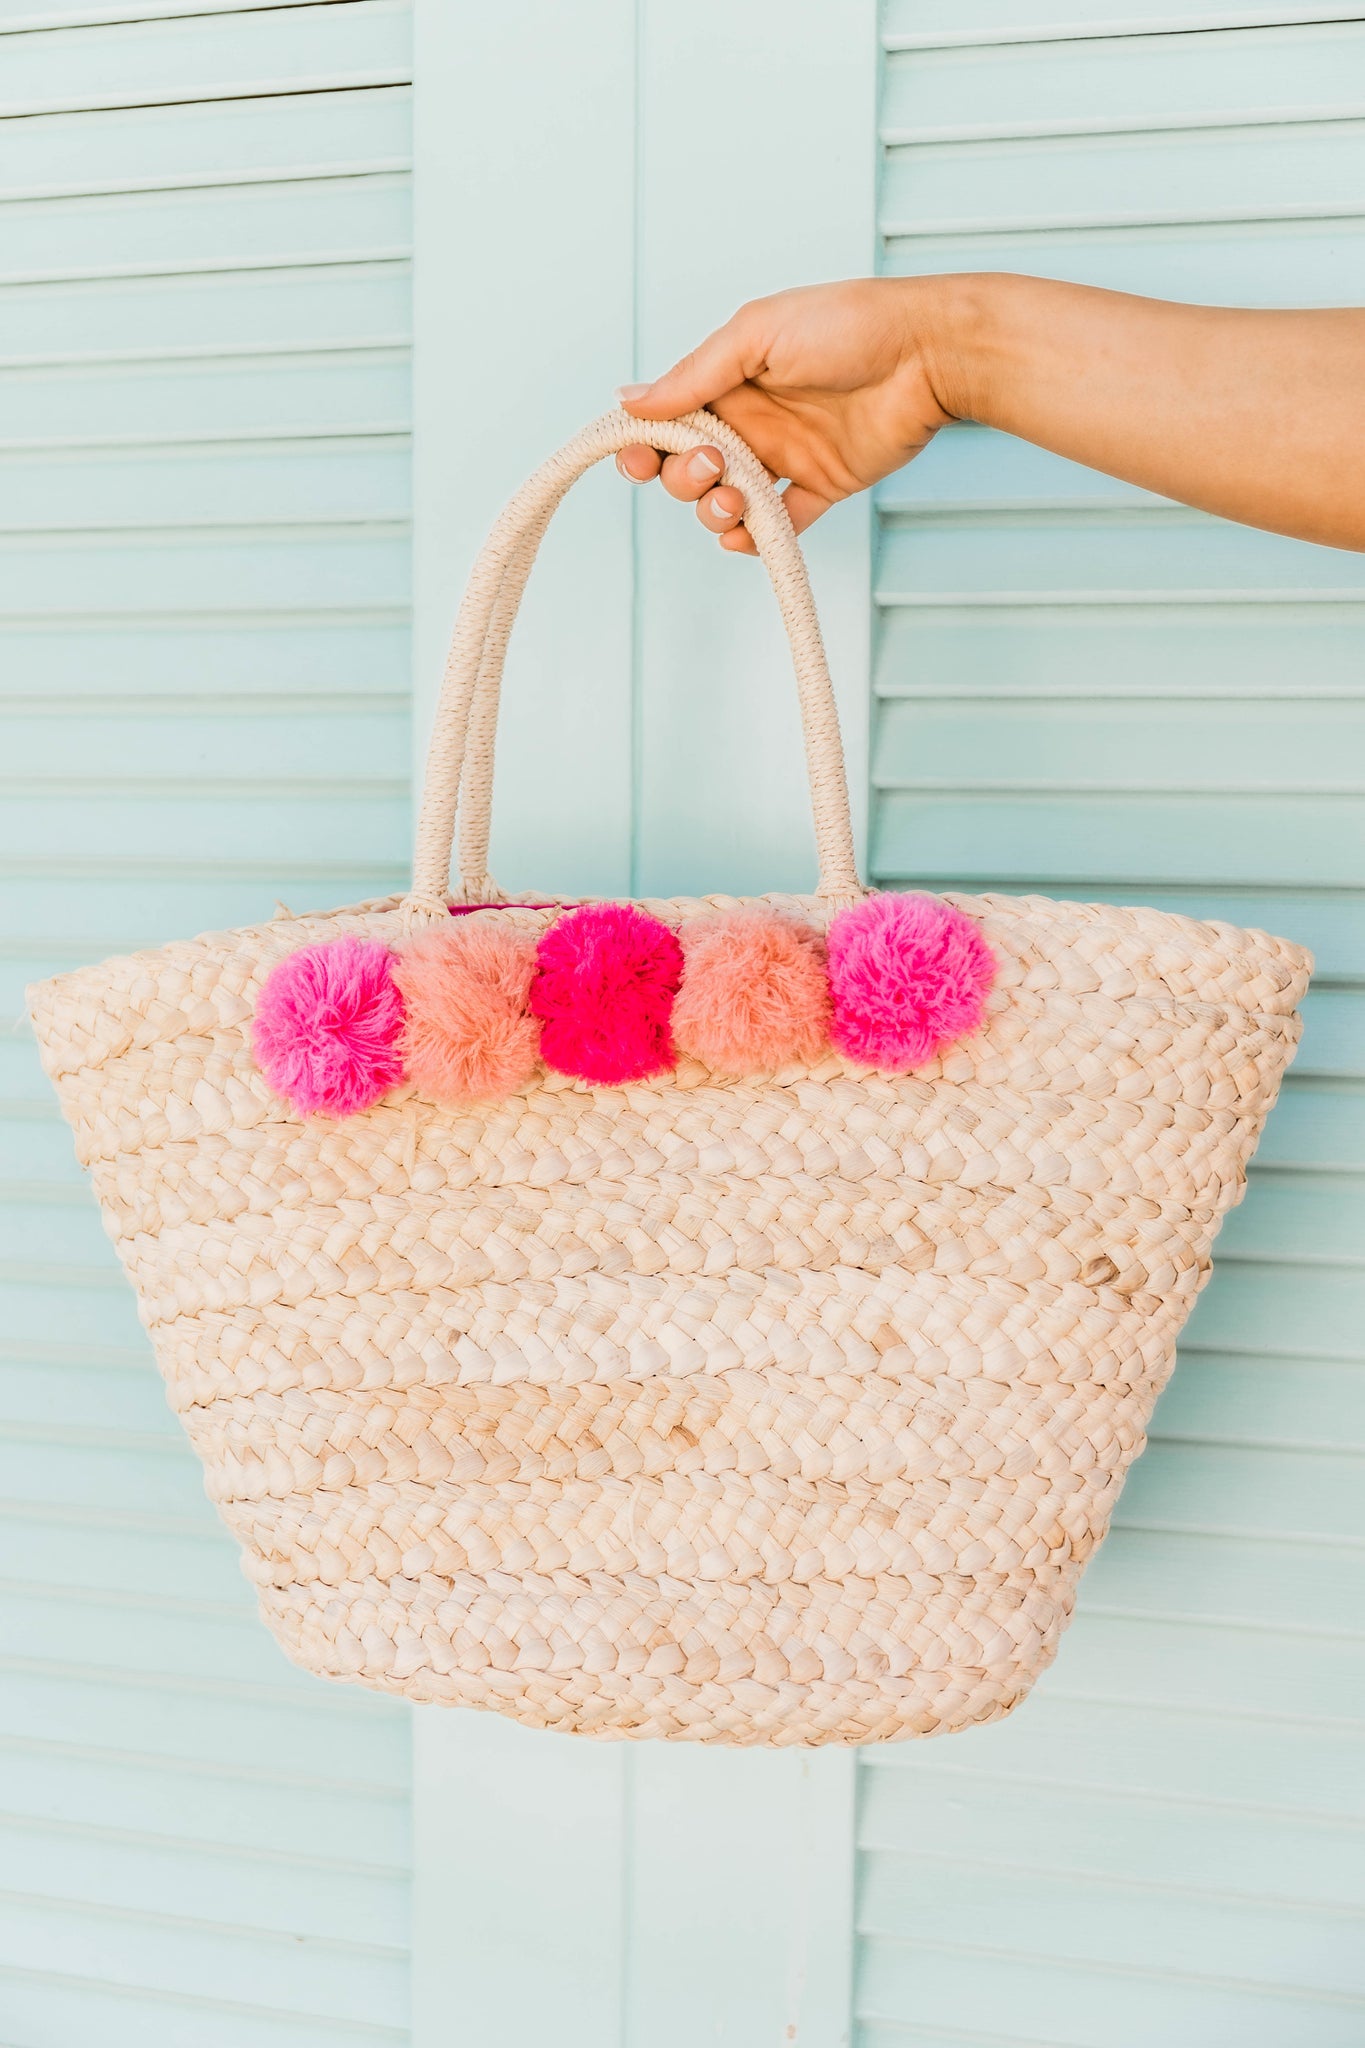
(614, 278, 966, 554)
(617, 273, 1365, 554)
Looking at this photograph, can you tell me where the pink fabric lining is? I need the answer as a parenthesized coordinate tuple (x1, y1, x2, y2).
(448, 902, 560, 916)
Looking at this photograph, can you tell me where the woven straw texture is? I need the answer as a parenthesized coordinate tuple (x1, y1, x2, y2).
(28, 412, 1312, 1746)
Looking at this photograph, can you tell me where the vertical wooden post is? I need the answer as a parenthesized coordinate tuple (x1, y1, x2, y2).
(411, 5, 877, 2041)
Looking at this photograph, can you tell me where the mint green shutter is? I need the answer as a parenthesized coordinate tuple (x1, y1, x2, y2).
(407, 8, 875, 2041)
(8, 2, 1363, 2040)
(2, 4, 413, 2040)
(860, 8, 1365, 2042)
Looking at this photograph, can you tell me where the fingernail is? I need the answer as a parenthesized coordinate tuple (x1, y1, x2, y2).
(616, 455, 648, 484)
(687, 449, 723, 483)
(615, 383, 650, 401)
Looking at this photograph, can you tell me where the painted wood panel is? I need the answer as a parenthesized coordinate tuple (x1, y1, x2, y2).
(864, 1771, 1365, 1909)
(858, 1952, 1365, 2048)
(860, 1859, 1365, 1994)
(7, 437, 411, 528)
(0, 0, 410, 118)
(4, 174, 411, 283)
(882, 20, 1365, 139)
(2, 0, 327, 24)
(882, 1, 1365, 46)
(2, 352, 410, 440)
(0, 84, 412, 198)
(883, 119, 1365, 236)
(1, 262, 410, 360)
(408, 5, 873, 2042)
(0, 1980, 406, 2048)
(863, 7, 1365, 2043)
(885, 217, 1365, 304)
(1, 2, 414, 2041)
(630, 2, 875, 898)
(0, 1814, 408, 1943)
(13, 1, 1352, 2039)
(2, 0, 330, 23)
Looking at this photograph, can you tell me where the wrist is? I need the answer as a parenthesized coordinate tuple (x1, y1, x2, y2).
(903, 272, 1008, 426)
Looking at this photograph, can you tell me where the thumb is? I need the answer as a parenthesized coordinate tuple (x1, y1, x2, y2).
(618, 310, 757, 419)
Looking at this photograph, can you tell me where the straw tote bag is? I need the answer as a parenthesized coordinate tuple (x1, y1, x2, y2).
(29, 409, 1312, 1747)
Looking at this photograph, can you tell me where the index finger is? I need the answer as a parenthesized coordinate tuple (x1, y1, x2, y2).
(617, 305, 761, 420)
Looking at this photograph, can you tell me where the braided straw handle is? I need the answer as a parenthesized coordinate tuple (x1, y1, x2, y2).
(405, 407, 865, 918)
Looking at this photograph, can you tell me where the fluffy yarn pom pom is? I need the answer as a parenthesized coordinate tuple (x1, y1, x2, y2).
(253, 937, 405, 1116)
(531, 903, 683, 1085)
(394, 921, 539, 1102)
(672, 910, 830, 1074)
(827, 893, 996, 1071)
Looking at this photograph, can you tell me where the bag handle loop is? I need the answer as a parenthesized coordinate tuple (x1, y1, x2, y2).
(405, 407, 865, 921)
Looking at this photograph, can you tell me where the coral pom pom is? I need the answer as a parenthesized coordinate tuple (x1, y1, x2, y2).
(673, 910, 830, 1074)
(531, 903, 683, 1085)
(394, 921, 540, 1102)
(827, 893, 996, 1071)
(253, 937, 405, 1116)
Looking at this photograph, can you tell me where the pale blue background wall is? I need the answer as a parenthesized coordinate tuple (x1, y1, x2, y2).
(859, 8, 1365, 2042)
(4, 2, 1362, 2044)
(1, 3, 414, 2040)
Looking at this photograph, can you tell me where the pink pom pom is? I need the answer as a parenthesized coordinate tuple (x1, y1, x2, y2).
(673, 909, 830, 1074)
(827, 893, 996, 1071)
(531, 902, 683, 1086)
(394, 921, 540, 1102)
(253, 936, 406, 1116)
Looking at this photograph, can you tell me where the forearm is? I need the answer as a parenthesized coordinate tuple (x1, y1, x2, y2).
(923, 274, 1365, 552)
